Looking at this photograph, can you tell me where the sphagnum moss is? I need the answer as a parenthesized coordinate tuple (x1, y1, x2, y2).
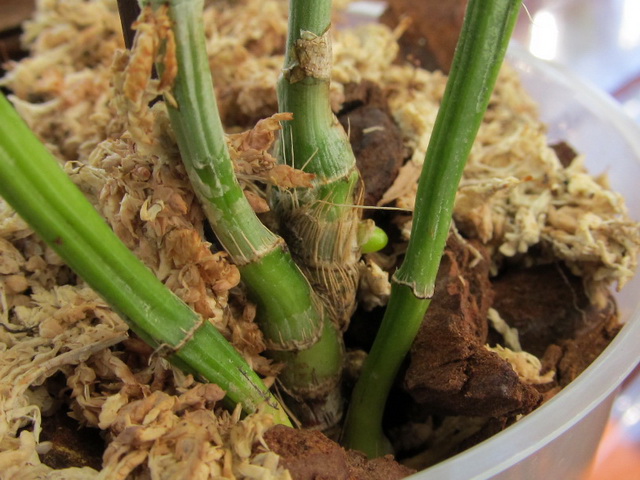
(0, 91, 290, 426)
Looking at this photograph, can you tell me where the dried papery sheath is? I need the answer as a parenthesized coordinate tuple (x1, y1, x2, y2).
(285, 29, 332, 83)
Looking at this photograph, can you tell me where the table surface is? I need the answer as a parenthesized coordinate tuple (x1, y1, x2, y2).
(513, 1, 640, 478)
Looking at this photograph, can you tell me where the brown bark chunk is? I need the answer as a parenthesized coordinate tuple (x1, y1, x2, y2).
(550, 141, 578, 168)
(404, 234, 542, 417)
(39, 406, 104, 470)
(338, 81, 406, 207)
(263, 425, 415, 480)
(491, 263, 620, 386)
(381, 0, 468, 72)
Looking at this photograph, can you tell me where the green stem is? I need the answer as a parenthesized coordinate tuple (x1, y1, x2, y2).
(271, 320, 345, 430)
(149, 0, 322, 348)
(147, 0, 344, 429)
(341, 0, 522, 456)
(273, 0, 363, 330)
(0, 92, 289, 425)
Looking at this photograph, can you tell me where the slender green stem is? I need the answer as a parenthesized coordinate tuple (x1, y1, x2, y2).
(343, 285, 428, 456)
(146, 0, 344, 428)
(0, 92, 289, 425)
(150, 0, 276, 264)
(273, 0, 363, 330)
(341, 0, 522, 456)
(148, 0, 323, 349)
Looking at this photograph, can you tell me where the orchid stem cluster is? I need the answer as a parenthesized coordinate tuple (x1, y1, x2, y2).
(0, 0, 522, 458)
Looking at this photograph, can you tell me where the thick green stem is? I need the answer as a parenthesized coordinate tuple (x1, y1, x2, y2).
(0, 92, 289, 425)
(271, 320, 345, 429)
(273, 0, 363, 331)
(147, 0, 344, 429)
(341, 0, 522, 456)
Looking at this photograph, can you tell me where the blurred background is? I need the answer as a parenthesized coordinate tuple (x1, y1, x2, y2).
(1, 0, 639, 478)
(514, 0, 640, 124)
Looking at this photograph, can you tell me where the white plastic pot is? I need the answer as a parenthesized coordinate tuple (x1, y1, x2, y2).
(409, 43, 640, 480)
